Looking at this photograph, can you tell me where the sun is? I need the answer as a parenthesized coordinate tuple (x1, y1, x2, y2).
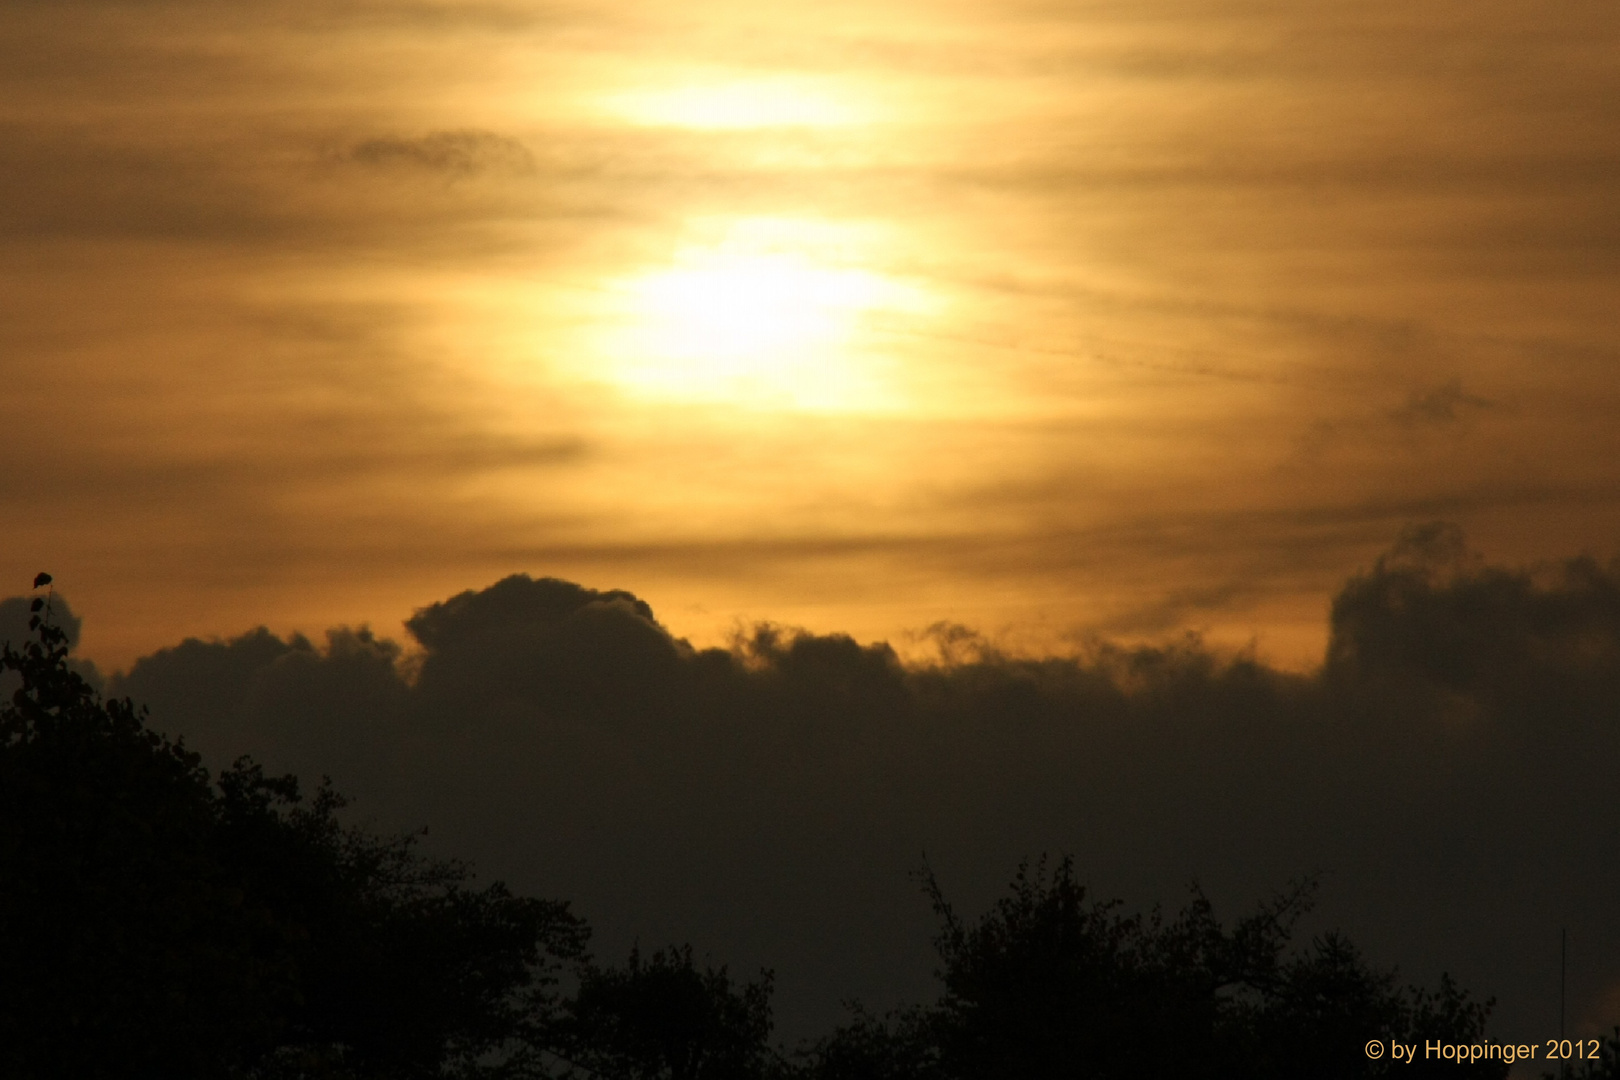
(593, 227, 924, 411)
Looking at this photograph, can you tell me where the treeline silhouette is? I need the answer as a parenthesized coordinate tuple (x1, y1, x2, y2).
(2, 582, 1612, 1080)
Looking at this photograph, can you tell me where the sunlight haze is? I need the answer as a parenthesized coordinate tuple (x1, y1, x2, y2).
(2, 0, 1617, 671)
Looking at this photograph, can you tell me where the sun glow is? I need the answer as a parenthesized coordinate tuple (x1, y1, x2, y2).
(592, 223, 926, 411)
(602, 78, 870, 129)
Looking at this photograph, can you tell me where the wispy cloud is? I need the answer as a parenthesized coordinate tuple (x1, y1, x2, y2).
(349, 130, 536, 176)
(2, 0, 1618, 688)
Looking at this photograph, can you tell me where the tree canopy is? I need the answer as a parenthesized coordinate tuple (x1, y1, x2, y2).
(0, 594, 587, 1079)
(806, 858, 1506, 1080)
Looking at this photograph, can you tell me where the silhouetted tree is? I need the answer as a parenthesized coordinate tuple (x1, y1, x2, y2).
(808, 857, 1505, 1080)
(797, 1006, 940, 1080)
(0, 583, 587, 1079)
(552, 945, 782, 1080)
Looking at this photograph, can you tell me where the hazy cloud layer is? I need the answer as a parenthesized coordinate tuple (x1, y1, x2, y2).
(3, 0, 1618, 668)
(103, 527, 1620, 1044)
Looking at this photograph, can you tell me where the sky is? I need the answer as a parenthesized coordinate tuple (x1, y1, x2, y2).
(3, 0, 1620, 1060)
(3, 0, 1618, 668)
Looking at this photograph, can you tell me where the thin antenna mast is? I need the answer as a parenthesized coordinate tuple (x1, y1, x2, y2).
(1561, 927, 1568, 1080)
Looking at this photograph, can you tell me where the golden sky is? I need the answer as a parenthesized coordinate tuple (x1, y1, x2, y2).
(4, 0, 1618, 669)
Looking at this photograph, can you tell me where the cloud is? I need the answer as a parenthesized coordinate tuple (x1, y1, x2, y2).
(349, 130, 536, 177)
(1391, 381, 1497, 427)
(99, 526, 1620, 1044)
(3, 0, 1620, 685)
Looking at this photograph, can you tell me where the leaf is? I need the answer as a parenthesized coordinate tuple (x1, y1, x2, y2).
(28, 616, 40, 630)
(30, 598, 43, 612)
(32, 572, 52, 588)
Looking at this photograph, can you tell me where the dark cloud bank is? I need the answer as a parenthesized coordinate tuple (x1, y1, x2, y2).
(59, 524, 1620, 1045)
